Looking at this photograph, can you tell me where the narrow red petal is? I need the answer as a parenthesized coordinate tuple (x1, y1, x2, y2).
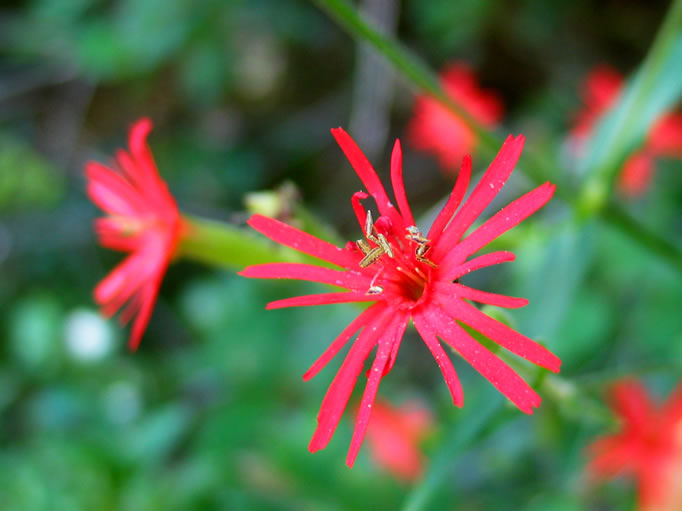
(427, 155, 472, 242)
(435, 282, 529, 309)
(309, 307, 391, 452)
(265, 291, 375, 310)
(351, 191, 369, 231)
(303, 303, 386, 381)
(412, 310, 463, 406)
(240, 263, 369, 291)
(331, 128, 405, 230)
(383, 313, 411, 376)
(441, 182, 555, 273)
(390, 139, 415, 226)
(443, 250, 516, 282)
(248, 214, 359, 269)
(346, 330, 396, 467)
(128, 277, 162, 351)
(610, 380, 656, 431)
(433, 134, 525, 260)
(437, 296, 561, 373)
(423, 306, 542, 413)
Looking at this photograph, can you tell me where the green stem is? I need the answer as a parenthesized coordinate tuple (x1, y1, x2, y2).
(601, 203, 682, 274)
(580, 0, 682, 197)
(311, 0, 682, 274)
(177, 215, 302, 269)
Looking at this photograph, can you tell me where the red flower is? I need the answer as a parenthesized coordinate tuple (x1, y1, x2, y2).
(85, 118, 184, 350)
(587, 380, 682, 511)
(571, 67, 682, 197)
(408, 62, 503, 171)
(241, 128, 560, 466)
(363, 399, 432, 481)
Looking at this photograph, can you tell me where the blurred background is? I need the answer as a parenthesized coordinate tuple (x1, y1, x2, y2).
(0, 0, 681, 509)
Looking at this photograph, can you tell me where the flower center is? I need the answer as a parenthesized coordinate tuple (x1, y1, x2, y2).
(355, 212, 436, 307)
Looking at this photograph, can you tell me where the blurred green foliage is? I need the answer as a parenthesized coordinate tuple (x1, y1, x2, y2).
(0, 0, 681, 510)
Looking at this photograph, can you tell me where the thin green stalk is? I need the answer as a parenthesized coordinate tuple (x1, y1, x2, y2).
(310, 0, 682, 274)
(178, 215, 302, 269)
(580, 0, 682, 199)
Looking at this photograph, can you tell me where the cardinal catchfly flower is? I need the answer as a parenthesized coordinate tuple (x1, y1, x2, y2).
(241, 128, 560, 466)
(85, 118, 184, 350)
(408, 62, 503, 172)
(587, 380, 682, 511)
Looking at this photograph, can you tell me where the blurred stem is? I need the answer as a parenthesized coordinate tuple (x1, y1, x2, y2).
(601, 203, 682, 274)
(310, 0, 682, 275)
(401, 398, 513, 511)
(177, 215, 302, 269)
(579, 0, 682, 210)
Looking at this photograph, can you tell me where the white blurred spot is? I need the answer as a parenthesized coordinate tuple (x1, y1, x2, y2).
(103, 381, 142, 425)
(64, 308, 113, 362)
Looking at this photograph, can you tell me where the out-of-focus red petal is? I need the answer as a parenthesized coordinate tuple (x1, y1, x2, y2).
(647, 113, 682, 157)
(618, 151, 655, 198)
(610, 380, 656, 431)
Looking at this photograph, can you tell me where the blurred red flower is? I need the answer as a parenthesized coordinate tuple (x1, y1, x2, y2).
(571, 66, 682, 197)
(587, 380, 682, 511)
(408, 62, 503, 172)
(85, 118, 184, 350)
(363, 399, 432, 481)
(241, 128, 560, 466)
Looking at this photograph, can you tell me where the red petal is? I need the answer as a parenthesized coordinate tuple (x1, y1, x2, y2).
(441, 182, 555, 274)
(303, 304, 386, 381)
(309, 307, 392, 452)
(610, 380, 656, 431)
(427, 155, 472, 242)
(240, 263, 369, 291)
(351, 191, 369, 231)
(432, 135, 525, 260)
(412, 310, 463, 406)
(390, 139, 415, 226)
(444, 250, 516, 282)
(85, 162, 146, 217)
(384, 313, 411, 376)
(437, 295, 561, 373)
(248, 214, 359, 269)
(422, 306, 542, 413)
(265, 291, 375, 310)
(331, 128, 406, 230)
(346, 321, 399, 467)
(127, 276, 162, 351)
(435, 282, 529, 309)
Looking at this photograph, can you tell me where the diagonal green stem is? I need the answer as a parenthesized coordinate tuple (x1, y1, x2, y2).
(177, 215, 302, 269)
(310, 0, 682, 275)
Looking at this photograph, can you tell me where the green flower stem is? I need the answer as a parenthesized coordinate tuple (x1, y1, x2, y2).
(177, 215, 303, 269)
(579, 0, 682, 212)
(310, 0, 682, 275)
